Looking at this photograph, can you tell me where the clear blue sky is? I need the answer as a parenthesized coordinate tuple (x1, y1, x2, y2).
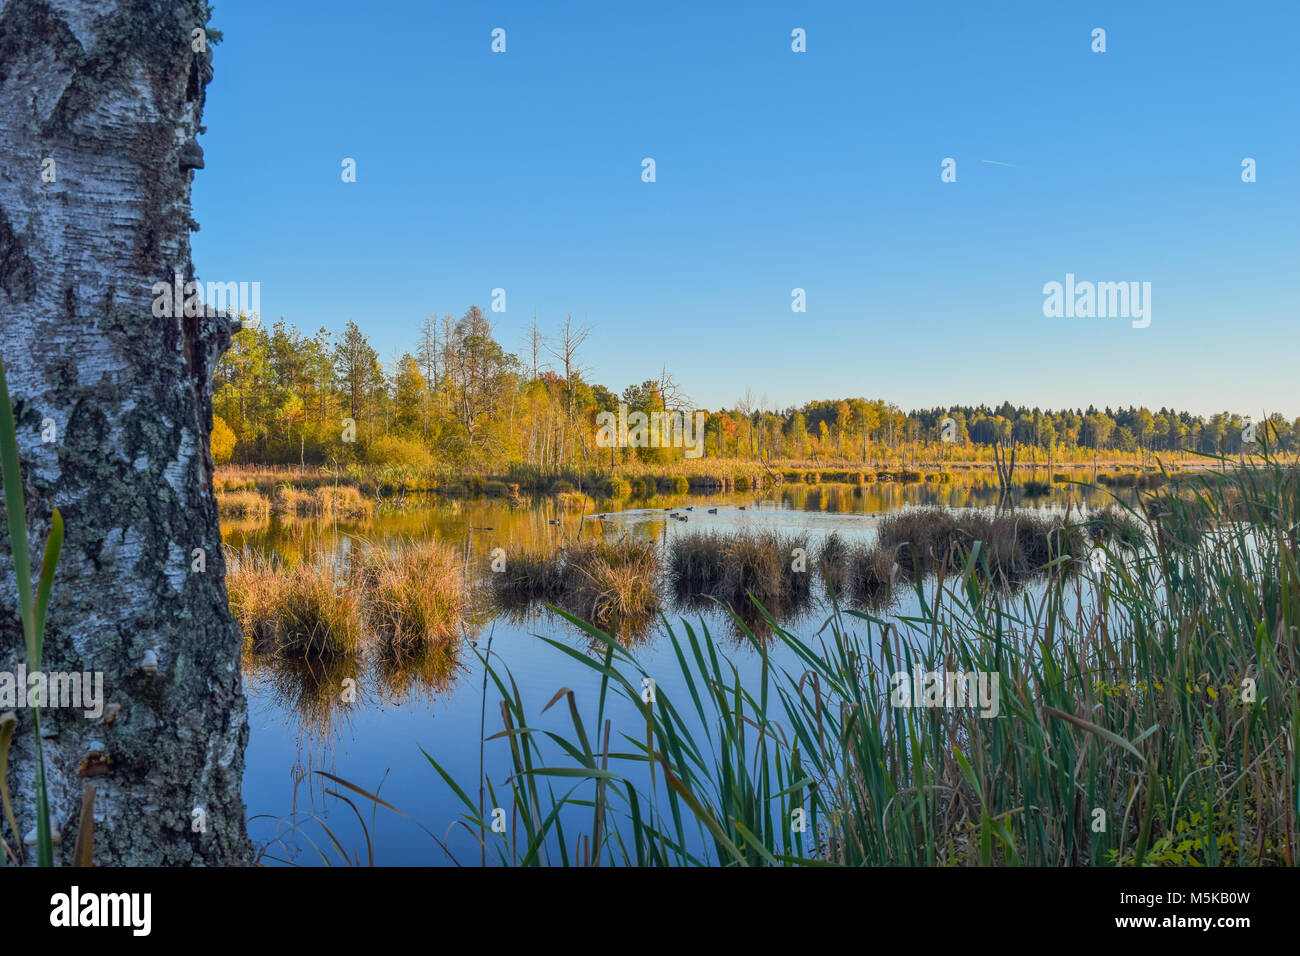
(192, 1, 1299, 418)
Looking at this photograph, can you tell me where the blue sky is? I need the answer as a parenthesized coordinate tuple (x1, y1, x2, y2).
(192, 1, 1299, 417)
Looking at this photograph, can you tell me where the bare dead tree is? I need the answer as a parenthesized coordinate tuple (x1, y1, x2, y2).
(546, 314, 591, 465)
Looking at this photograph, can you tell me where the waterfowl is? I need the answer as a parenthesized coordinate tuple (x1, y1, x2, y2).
(707, 508, 718, 514)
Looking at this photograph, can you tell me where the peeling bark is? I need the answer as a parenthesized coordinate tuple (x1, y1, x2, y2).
(0, 0, 251, 864)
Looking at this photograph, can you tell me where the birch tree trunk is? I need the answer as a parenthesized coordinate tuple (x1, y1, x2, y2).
(0, 0, 251, 864)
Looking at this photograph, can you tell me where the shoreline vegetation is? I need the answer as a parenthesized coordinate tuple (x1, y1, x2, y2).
(212, 455, 1210, 517)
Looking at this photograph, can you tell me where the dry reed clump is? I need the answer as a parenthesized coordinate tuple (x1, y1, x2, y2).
(874, 507, 1089, 579)
(227, 555, 364, 660)
(271, 483, 372, 518)
(489, 546, 568, 608)
(668, 529, 811, 615)
(355, 539, 466, 649)
(558, 539, 661, 634)
(216, 489, 271, 518)
(876, 508, 959, 577)
(226, 551, 283, 653)
(272, 483, 314, 515)
(846, 540, 900, 607)
(487, 538, 660, 632)
(815, 532, 852, 595)
(668, 530, 729, 600)
(312, 485, 373, 518)
(1085, 507, 1147, 550)
(1097, 471, 1140, 487)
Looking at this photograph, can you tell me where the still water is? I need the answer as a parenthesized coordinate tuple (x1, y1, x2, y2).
(230, 477, 1124, 864)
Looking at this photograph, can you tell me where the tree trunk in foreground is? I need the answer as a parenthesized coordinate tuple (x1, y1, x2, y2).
(0, 0, 251, 864)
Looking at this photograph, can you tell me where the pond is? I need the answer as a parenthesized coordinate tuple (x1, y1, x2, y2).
(230, 476, 1130, 865)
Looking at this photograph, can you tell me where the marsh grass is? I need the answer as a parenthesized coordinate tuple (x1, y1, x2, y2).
(355, 539, 466, 649)
(216, 489, 271, 518)
(330, 445, 1298, 866)
(560, 540, 661, 638)
(668, 529, 812, 626)
(228, 553, 363, 660)
(556, 491, 592, 513)
(489, 539, 660, 637)
(0, 354, 64, 867)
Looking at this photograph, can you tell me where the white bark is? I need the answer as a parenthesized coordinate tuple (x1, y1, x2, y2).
(0, 0, 251, 864)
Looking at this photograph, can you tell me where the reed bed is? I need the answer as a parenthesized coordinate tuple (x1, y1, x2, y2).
(353, 539, 466, 649)
(229, 541, 465, 660)
(377, 446, 1299, 866)
(271, 483, 373, 518)
(228, 555, 363, 660)
(556, 491, 593, 513)
(489, 538, 660, 635)
(215, 489, 271, 518)
(668, 529, 813, 620)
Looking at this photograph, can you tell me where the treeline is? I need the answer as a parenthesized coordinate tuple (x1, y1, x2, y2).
(212, 309, 1297, 470)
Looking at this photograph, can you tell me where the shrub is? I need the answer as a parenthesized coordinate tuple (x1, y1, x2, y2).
(367, 434, 435, 471)
(603, 476, 632, 499)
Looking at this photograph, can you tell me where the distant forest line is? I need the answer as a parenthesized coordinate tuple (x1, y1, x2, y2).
(211, 309, 1295, 471)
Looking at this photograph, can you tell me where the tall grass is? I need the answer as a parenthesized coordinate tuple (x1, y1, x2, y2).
(355, 539, 466, 649)
(0, 354, 64, 867)
(342, 444, 1299, 865)
(668, 529, 812, 625)
(490, 539, 660, 637)
(227, 554, 363, 660)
